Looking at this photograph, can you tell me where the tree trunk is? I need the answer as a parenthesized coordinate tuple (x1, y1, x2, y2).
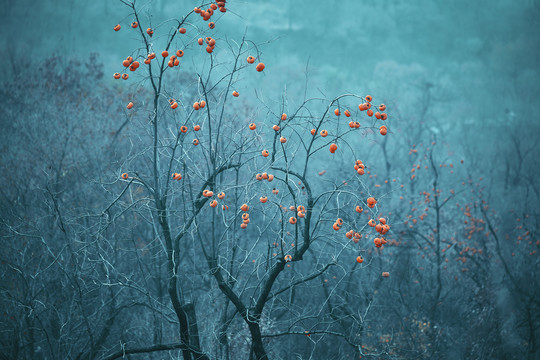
(248, 320, 268, 360)
(185, 303, 204, 360)
(168, 283, 193, 360)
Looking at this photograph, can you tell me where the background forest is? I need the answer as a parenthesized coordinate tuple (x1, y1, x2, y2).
(1, 0, 539, 359)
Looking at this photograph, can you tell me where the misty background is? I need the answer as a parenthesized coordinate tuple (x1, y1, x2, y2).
(1, 0, 539, 359)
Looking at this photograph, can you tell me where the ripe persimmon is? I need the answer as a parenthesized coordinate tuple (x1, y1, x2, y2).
(260, 196, 268, 203)
(179, 27, 186, 34)
(289, 217, 297, 224)
(193, 102, 200, 110)
(281, 113, 287, 121)
(210, 200, 218, 208)
(355, 206, 363, 213)
(379, 125, 387, 136)
(176, 50, 184, 57)
(256, 62, 265, 72)
(247, 56, 255, 64)
(320, 130, 328, 137)
(208, 22, 215, 29)
(146, 28, 153, 36)
(262, 149, 269, 157)
(198, 38, 204, 45)
(329, 143, 338, 153)
(193, 139, 199, 145)
(194, 125, 201, 131)
(367, 197, 377, 208)
(121, 74, 129, 80)
(334, 108, 340, 116)
(113, 72, 121, 79)
(365, 95, 372, 102)
(241, 204, 249, 212)
(344, 109, 351, 117)
(217, 192, 225, 199)
(121, 173, 128, 179)
(379, 104, 386, 111)
(249, 123, 256, 130)
(232, 90, 239, 97)
(273, 125, 280, 131)
(180, 126, 188, 133)
(199, 100, 206, 108)
(171, 102, 178, 109)
(284, 254, 292, 262)
(127, 102, 134, 109)
(114, 24, 121, 31)
(280, 137, 287, 143)
(172, 173, 182, 180)
(356, 256, 364, 263)
(162, 50, 169, 57)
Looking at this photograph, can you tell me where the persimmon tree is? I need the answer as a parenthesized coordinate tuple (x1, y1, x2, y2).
(98, 1, 402, 359)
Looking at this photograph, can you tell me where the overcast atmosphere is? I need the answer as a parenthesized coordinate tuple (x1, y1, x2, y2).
(1, 1, 539, 359)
